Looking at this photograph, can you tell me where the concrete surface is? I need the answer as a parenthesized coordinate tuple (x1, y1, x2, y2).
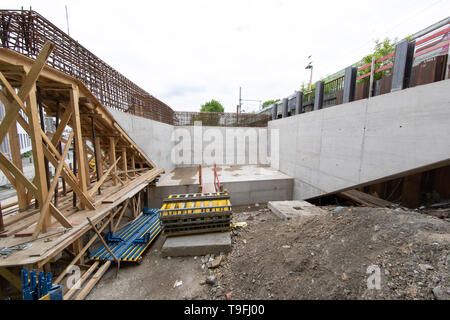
(108, 107, 175, 173)
(268, 200, 326, 221)
(269, 79, 450, 200)
(161, 232, 231, 257)
(148, 165, 293, 208)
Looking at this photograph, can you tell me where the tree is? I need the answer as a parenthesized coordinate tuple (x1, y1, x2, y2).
(200, 99, 224, 113)
(262, 99, 280, 109)
(357, 38, 397, 83)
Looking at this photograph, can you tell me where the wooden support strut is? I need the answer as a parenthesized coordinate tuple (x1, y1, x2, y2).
(54, 205, 124, 285)
(33, 131, 75, 238)
(87, 217, 120, 275)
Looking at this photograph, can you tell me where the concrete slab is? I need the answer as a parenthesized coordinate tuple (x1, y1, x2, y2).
(161, 232, 231, 257)
(149, 165, 293, 207)
(268, 200, 326, 221)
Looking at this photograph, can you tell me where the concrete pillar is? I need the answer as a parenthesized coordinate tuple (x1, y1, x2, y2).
(295, 91, 303, 115)
(282, 98, 288, 118)
(343, 66, 357, 103)
(314, 81, 324, 111)
(391, 39, 415, 92)
(271, 103, 277, 120)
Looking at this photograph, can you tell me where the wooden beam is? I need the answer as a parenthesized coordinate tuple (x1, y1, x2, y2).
(0, 267, 21, 291)
(83, 139, 92, 187)
(26, 85, 50, 230)
(74, 261, 111, 300)
(54, 205, 123, 284)
(130, 155, 135, 178)
(94, 137, 103, 180)
(0, 152, 38, 197)
(51, 106, 72, 147)
(8, 121, 27, 209)
(33, 131, 74, 237)
(64, 261, 100, 300)
(0, 42, 54, 145)
(41, 145, 95, 210)
(401, 173, 423, 209)
(0, 155, 17, 188)
(109, 137, 118, 185)
(88, 156, 121, 197)
(70, 86, 88, 209)
(122, 148, 128, 182)
(113, 198, 129, 233)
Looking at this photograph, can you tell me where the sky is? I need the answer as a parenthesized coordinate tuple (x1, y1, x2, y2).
(2, 0, 449, 112)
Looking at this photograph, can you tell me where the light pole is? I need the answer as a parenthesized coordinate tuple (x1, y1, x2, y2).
(305, 62, 313, 91)
(239, 87, 262, 112)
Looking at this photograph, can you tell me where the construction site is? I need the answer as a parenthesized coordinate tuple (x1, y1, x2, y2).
(0, 7, 449, 301)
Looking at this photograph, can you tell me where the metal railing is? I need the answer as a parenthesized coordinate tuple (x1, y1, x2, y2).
(173, 111, 271, 127)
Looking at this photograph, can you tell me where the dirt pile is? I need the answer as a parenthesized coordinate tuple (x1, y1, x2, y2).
(208, 206, 450, 300)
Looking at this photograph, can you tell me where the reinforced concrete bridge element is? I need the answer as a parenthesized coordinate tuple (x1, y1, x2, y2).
(269, 79, 450, 201)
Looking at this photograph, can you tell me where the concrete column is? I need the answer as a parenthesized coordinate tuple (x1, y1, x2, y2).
(314, 81, 324, 111)
(282, 98, 288, 118)
(295, 91, 303, 115)
(391, 39, 415, 92)
(271, 103, 277, 120)
(343, 66, 357, 103)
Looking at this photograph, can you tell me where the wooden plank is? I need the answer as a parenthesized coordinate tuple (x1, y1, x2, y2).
(339, 189, 393, 208)
(401, 173, 423, 209)
(102, 168, 164, 204)
(64, 261, 100, 300)
(74, 261, 111, 300)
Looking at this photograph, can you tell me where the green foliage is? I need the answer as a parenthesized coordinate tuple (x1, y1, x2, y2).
(357, 38, 397, 83)
(200, 99, 224, 113)
(22, 151, 32, 158)
(262, 99, 280, 109)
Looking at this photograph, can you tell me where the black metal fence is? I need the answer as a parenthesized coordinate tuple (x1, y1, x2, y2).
(173, 111, 271, 127)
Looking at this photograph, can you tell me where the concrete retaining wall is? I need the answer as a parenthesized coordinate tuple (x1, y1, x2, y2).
(108, 108, 175, 173)
(269, 79, 450, 200)
(109, 108, 271, 171)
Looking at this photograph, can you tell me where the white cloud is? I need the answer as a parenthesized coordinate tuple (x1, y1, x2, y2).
(2, 0, 449, 112)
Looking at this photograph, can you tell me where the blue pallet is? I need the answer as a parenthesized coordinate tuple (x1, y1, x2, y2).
(89, 208, 161, 262)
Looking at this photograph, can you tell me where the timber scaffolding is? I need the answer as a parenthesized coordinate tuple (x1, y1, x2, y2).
(0, 42, 164, 298)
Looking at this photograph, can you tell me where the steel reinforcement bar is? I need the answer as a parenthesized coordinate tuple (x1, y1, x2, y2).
(0, 9, 174, 124)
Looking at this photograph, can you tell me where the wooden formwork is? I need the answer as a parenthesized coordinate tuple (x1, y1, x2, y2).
(0, 42, 164, 297)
